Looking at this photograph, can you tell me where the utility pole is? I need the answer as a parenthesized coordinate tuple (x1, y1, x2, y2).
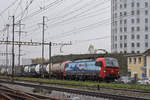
(18, 20, 21, 67)
(16, 20, 25, 67)
(49, 42, 51, 78)
(12, 16, 15, 79)
(42, 16, 45, 77)
(6, 24, 10, 68)
(15, 20, 26, 75)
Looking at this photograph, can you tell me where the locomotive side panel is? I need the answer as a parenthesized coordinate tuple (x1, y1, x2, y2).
(65, 61, 101, 78)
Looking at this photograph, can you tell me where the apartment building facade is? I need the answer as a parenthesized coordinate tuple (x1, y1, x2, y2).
(111, 0, 150, 53)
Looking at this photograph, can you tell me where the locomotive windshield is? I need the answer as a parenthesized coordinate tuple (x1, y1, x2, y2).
(105, 58, 118, 68)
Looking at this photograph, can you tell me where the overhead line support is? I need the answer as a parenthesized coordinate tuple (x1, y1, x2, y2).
(12, 16, 15, 79)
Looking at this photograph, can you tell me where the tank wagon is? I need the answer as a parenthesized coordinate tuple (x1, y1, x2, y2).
(51, 61, 71, 79)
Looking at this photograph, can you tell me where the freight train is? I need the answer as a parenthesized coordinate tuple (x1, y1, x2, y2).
(0, 57, 120, 81)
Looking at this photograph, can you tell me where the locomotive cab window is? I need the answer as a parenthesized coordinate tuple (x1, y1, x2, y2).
(105, 58, 119, 68)
(95, 61, 103, 67)
(64, 63, 69, 68)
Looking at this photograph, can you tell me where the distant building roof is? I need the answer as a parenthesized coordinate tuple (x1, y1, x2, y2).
(144, 49, 150, 56)
(126, 49, 150, 57)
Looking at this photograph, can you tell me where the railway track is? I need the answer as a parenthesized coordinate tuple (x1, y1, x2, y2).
(0, 79, 149, 100)
(0, 83, 60, 100)
(7, 78, 150, 94)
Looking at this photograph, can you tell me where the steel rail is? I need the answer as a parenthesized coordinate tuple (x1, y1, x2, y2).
(0, 83, 53, 100)
(0, 92, 15, 100)
(0, 79, 149, 100)
(0, 88, 39, 100)
(11, 79, 150, 94)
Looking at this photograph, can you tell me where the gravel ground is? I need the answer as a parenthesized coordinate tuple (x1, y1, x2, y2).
(39, 82, 150, 99)
(2, 79, 150, 100)
(0, 83, 109, 100)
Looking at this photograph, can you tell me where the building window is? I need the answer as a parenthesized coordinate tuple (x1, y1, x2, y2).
(134, 58, 136, 64)
(124, 3, 127, 8)
(137, 43, 140, 47)
(131, 27, 135, 32)
(136, 10, 140, 15)
(145, 26, 148, 31)
(137, 2, 140, 7)
(120, 4, 122, 9)
(120, 12, 122, 17)
(124, 19, 127, 24)
(145, 2, 148, 8)
(136, 26, 140, 31)
(115, 44, 117, 48)
(145, 42, 148, 47)
(115, 36, 117, 41)
(120, 27, 122, 32)
(132, 43, 135, 47)
(120, 35, 122, 40)
(120, 43, 123, 48)
(131, 19, 134, 23)
(131, 34, 135, 39)
(115, 28, 117, 33)
(115, 4, 117, 10)
(115, 13, 117, 18)
(115, 21, 117, 26)
(138, 57, 141, 64)
(137, 51, 140, 54)
(136, 18, 140, 23)
(131, 10, 134, 15)
(124, 43, 127, 48)
(124, 27, 127, 32)
(137, 35, 140, 40)
(124, 11, 127, 16)
(145, 34, 148, 39)
(131, 2, 134, 7)
(131, 51, 135, 54)
(124, 51, 127, 54)
(124, 35, 127, 40)
(129, 57, 132, 64)
(145, 18, 148, 23)
(145, 10, 148, 15)
(120, 20, 122, 25)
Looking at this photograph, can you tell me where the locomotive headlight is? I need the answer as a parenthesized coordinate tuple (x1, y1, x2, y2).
(103, 70, 106, 73)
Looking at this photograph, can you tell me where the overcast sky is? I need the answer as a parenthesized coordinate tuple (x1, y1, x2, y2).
(0, 0, 111, 64)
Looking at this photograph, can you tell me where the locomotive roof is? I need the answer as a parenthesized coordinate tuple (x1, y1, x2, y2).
(73, 57, 116, 61)
(71, 57, 117, 63)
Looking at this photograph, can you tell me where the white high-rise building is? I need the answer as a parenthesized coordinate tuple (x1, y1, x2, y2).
(111, 0, 150, 53)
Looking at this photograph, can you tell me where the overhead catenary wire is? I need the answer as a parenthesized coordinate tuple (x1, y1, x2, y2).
(16, 0, 64, 23)
(45, 18, 110, 41)
(15, 0, 35, 20)
(14, 0, 65, 42)
(23, 0, 110, 39)
(46, 0, 110, 26)
(24, 0, 84, 30)
(25, 0, 110, 32)
(0, 0, 19, 16)
(13, 0, 23, 16)
(0, 0, 65, 42)
(21, 0, 93, 33)
(0, 0, 19, 30)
